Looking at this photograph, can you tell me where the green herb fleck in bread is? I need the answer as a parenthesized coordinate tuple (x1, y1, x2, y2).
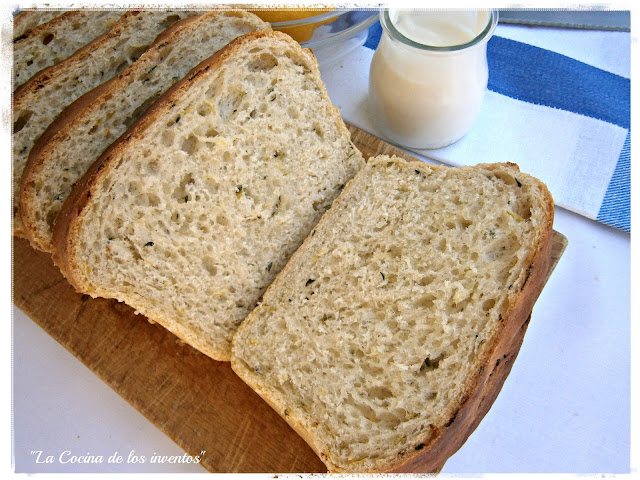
(13, 10, 123, 89)
(12, 10, 195, 237)
(20, 10, 271, 253)
(231, 155, 554, 473)
(52, 30, 365, 361)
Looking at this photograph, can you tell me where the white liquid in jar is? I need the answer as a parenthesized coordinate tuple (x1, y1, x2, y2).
(391, 10, 489, 46)
(369, 10, 494, 149)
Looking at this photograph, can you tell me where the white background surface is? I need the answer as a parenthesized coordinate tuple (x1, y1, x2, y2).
(7, 7, 636, 478)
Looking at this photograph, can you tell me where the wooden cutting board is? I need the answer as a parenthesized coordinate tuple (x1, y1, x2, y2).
(12, 124, 568, 473)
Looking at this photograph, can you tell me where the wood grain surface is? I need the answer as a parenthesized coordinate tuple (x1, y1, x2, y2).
(12, 124, 567, 473)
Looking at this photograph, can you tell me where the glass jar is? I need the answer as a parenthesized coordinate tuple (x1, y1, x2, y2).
(368, 9, 498, 149)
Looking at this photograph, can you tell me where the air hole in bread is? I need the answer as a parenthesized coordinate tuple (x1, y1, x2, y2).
(42, 33, 54, 45)
(88, 123, 100, 135)
(13, 111, 33, 134)
(114, 60, 130, 76)
(203, 256, 218, 276)
(197, 103, 212, 117)
(161, 129, 175, 147)
(204, 127, 218, 138)
(351, 400, 378, 423)
(247, 52, 278, 72)
(181, 133, 200, 155)
(312, 197, 331, 214)
(172, 173, 195, 203)
(204, 176, 220, 195)
(135, 192, 160, 207)
(420, 354, 444, 372)
(125, 93, 161, 129)
(159, 14, 182, 29)
(414, 294, 435, 309)
(46, 209, 57, 230)
(128, 45, 150, 64)
(378, 411, 402, 429)
(218, 88, 245, 120)
(126, 240, 143, 262)
(146, 161, 159, 175)
(312, 122, 325, 139)
(157, 44, 174, 62)
(482, 298, 496, 311)
(368, 386, 393, 401)
(126, 181, 139, 196)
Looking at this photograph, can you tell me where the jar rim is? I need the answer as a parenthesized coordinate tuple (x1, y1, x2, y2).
(380, 9, 499, 51)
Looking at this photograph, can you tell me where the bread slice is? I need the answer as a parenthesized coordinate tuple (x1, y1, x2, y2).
(13, 10, 123, 89)
(52, 30, 365, 361)
(231, 155, 554, 473)
(13, 10, 65, 40)
(20, 10, 271, 253)
(12, 10, 195, 237)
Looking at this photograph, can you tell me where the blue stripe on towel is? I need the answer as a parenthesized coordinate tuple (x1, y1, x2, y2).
(487, 36, 630, 129)
(597, 131, 631, 232)
(364, 20, 382, 49)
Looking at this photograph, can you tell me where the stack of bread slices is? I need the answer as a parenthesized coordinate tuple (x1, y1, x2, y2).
(12, 8, 554, 474)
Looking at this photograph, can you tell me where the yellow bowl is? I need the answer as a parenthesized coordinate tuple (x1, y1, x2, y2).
(245, 9, 379, 66)
(248, 9, 338, 43)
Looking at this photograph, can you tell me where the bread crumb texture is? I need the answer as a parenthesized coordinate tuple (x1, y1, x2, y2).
(23, 10, 270, 252)
(13, 11, 122, 88)
(13, 11, 193, 235)
(232, 155, 552, 472)
(70, 33, 363, 360)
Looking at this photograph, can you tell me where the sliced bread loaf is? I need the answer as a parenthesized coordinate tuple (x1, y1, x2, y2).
(52, 30, 365, 361)
(13, 10, 123, 89)
(13, 10, 65, 40)
(12, 10, 195, 237)
(231, 155, 554, 473)
(20, 10, 271, 253)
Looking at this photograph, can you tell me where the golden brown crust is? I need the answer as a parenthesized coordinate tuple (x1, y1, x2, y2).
(231, 158, 555, 473)
(14, 11, 80, 42)
(13, 10, 66, 40)
(388, 219, 553, 473)
(12, 11, 140, 103)
(387, 163, 555, 473)
(51, 30, 308, 290)
(19, 12, 222, 252)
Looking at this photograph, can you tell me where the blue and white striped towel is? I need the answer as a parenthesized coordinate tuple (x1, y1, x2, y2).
(320, 20, 630, 232)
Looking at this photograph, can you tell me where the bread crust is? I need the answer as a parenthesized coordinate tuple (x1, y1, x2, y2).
(13, 10, 185, 237)
(53, 30, 295, 280)
(12, 12, 137, 101)
(20, 10, 269, 252)
(13, 10, 65, 41)
(231, 158, 555, 473)
(52, 30, 348, 361)
(388, 187, 554, 473)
